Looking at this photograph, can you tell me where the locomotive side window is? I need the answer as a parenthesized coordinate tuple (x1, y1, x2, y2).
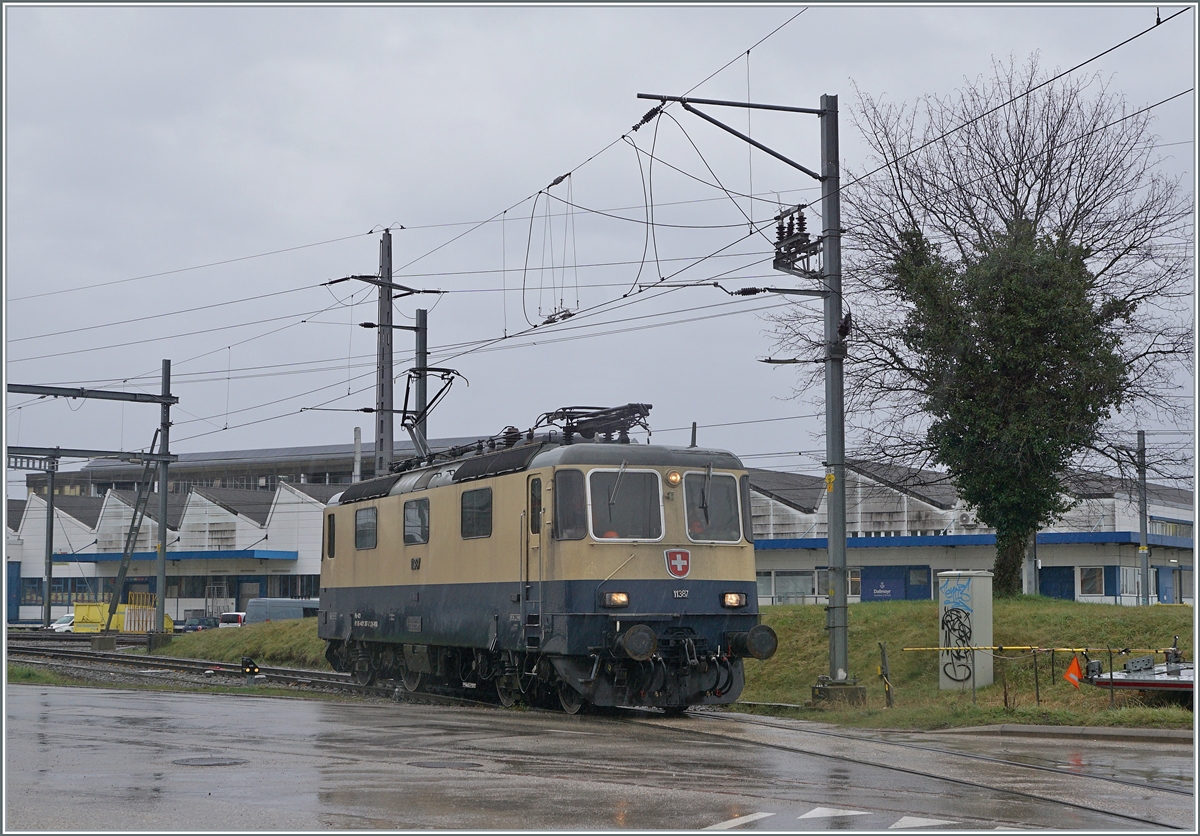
(684, 471, 741, 542)
(588, 469, 663, 541)
(553, 469, 586, 540)
(404, 498, 430, 545)
(355, 507, 378, 550)
(740, 474, 754, 543)
(461, 488, 492, 539)
(529, 478, 542, 533)
(325, 513, 335, 559)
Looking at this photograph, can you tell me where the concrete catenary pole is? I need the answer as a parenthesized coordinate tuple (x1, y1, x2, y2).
(820, 93, 850, 681)
(1138, 430, 1150, 605)
(353, 427, 362, 483)
(415, 308, 428, 445)
(43, 462, 56, 628)
(376, 231, 394, 476)
(156, 360, 171, 633)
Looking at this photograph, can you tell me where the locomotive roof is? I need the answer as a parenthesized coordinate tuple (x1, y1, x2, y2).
(331, 441, 745, 505)
(527, 443, 743, 470)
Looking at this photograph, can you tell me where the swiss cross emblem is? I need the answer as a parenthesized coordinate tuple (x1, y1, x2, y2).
(665, 549, 691, 579)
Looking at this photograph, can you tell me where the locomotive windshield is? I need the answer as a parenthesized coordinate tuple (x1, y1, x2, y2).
(588, 468, 663, 540)
(684, 471, 741, 542)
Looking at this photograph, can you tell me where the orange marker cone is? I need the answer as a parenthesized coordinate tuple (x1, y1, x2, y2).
(1064, 655, 1084, 689)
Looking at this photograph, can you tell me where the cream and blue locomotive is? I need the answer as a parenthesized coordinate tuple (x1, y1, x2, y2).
(318, 405, 777, 714)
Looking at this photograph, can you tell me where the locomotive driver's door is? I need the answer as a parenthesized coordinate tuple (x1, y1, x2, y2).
(523, 475, 543, 648)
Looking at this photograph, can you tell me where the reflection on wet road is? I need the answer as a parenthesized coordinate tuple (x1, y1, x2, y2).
(5, 686, 1192, 831)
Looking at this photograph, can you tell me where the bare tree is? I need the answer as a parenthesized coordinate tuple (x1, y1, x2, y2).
(770, 54, 1193, 490)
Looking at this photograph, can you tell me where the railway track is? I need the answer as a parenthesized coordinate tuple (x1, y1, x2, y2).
(6, 638, 487, 707)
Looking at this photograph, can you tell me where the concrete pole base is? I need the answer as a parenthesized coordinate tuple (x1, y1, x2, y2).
(810, 682, 868, 706)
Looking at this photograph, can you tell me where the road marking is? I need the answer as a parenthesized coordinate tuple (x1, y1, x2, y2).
(889, 816, 958, 829)
(704, 812, 776, 830)
(798, 807, 872, 819)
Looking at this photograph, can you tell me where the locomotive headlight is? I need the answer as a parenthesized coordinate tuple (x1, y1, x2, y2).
(665, 470, 682, 487)
(602, 591, 630, 608)
(721, 592, 747, 608)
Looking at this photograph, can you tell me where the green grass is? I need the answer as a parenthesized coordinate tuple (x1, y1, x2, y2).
(163, 618, 333, 670)
(742, 596, 1194, 730)
(7, 664, 91, 686)
(23, 600, 1195, 731)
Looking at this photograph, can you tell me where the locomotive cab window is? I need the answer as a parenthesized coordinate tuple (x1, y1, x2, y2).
(684, 470, 741, 543)
(325, 513, 335, 559)
(404, 498, 429, 545)
(461, 488, 492, 539)
(588, 468, 663, 541)
(355, 507, 377, 550)
(554, 469, 586, 540)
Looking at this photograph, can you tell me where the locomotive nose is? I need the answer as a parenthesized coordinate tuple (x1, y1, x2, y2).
(728, 624, 778, 660)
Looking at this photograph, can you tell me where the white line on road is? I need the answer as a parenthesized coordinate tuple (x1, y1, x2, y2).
(889, 816, 958, 829)
(798, 807, 872, 819)
(704, 812, 776, 830)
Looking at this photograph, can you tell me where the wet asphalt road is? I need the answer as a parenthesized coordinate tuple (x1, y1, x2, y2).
(5, 685, 1193, 831)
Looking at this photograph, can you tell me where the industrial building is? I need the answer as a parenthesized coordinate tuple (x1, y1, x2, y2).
(5, 440, 1192, 624)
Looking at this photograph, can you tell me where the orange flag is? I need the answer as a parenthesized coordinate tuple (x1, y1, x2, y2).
(1064, 655, 1084, 688)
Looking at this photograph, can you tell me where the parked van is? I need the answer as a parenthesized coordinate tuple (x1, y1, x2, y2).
(244, 598, 320, 625)
(219, 612, 246, 628)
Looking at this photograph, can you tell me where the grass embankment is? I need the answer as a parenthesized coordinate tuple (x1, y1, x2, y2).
(19, 599, 1192, 730)
(744, 597, 1194, 730)
(165, 618, 333, 670)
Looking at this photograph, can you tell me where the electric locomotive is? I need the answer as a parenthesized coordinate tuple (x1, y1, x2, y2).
(318, 404, 777, 714)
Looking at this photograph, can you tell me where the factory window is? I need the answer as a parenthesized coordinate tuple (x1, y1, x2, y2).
(461, 488, 492, 539)
(404, 498, 430, 545)
(684, 471, 741, 543)
(775, 570, 815, 604)
(588, 468, 662, 541)
(817, 568, 860, 597)
(355, 507, 378, 550)
(756, 571, 773, 601)
(21, 578, 43, 606)
(325, 514, 335, 559)
(554, 469, 586, 540)
(1079, 567, 1104, 596)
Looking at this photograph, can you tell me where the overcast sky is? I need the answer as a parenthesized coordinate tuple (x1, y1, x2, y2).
(4, 3, 1195, 500)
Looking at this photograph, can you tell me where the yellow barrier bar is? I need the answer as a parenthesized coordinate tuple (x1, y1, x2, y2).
(901, 646, 1180, 653)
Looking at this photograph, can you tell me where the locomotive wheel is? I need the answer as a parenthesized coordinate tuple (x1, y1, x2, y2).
(557, 682, 586, 715)
(401, 668, 423, 693)
(352, 664, 376, 686)
(496, 679, 519, 707)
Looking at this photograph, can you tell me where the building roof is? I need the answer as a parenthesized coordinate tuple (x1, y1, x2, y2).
(846, 460, 960, 510)
(76, 437, 484, 477)
(110, 491, 188, 529)
(32, 495, 108, 529)
(7, 499, 27, 532)
(1063, 471, 1193, 509)
(747, 469, 827, 514)
(190, 487, 276, 526)
(289, 483, 344, 504)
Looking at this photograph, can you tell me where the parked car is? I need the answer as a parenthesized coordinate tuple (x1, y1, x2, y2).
(177, 616, 220, 633)
(48, 614, 74, 633)
(219, 612, 246, 628)
(244, 598, 320, 625)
